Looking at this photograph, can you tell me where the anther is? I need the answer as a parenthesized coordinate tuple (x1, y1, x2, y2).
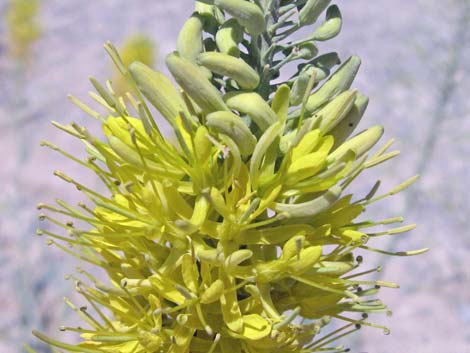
(295, 238, 303, 260)
(176, 314, 188, 325)
(129, 127, 137, 145)
(175, 284, 195, 300)
(124, 181, 134, 192)
(175, 219, 190, 229)
(205, 325, 214, 336)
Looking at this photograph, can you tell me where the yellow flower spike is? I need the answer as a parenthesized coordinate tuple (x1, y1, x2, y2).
(34, 2, 425, 352)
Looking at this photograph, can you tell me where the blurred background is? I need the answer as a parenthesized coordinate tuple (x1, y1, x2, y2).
(0, 0, 468, 352)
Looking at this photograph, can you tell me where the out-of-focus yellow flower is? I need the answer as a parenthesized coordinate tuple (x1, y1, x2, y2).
(6, 0, 41, 60)
(113, 34, 156, 98)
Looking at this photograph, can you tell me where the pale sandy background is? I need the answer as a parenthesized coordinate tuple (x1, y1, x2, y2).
(0, 0, 469, 352)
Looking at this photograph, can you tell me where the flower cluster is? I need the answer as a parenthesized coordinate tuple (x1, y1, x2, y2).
(32, 1, 426, 352)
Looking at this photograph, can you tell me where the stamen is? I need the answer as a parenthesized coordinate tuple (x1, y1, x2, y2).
(32, 330, 101, 353)
(67, 94, 104, 121)
(366, 175, 420, 204)
(273, 307, 301, 330)
(342, 266, 382, 280)
(333, 314, 390, 334)
(103, 41, 127, 75)
(305, 322, 355, 350)
(360, 245, 429, 256)
(47, 239, 103, 266)
(51, 121, 84, 139)
(63, 297, 103, 330)
(291, 275, 359, 302)
(74, 282, 117, 332)
(372, 138, 395, 158)
(207, 333, 221, 353)
(368, 224, 416, 237)
(364, 150, 400, 168)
